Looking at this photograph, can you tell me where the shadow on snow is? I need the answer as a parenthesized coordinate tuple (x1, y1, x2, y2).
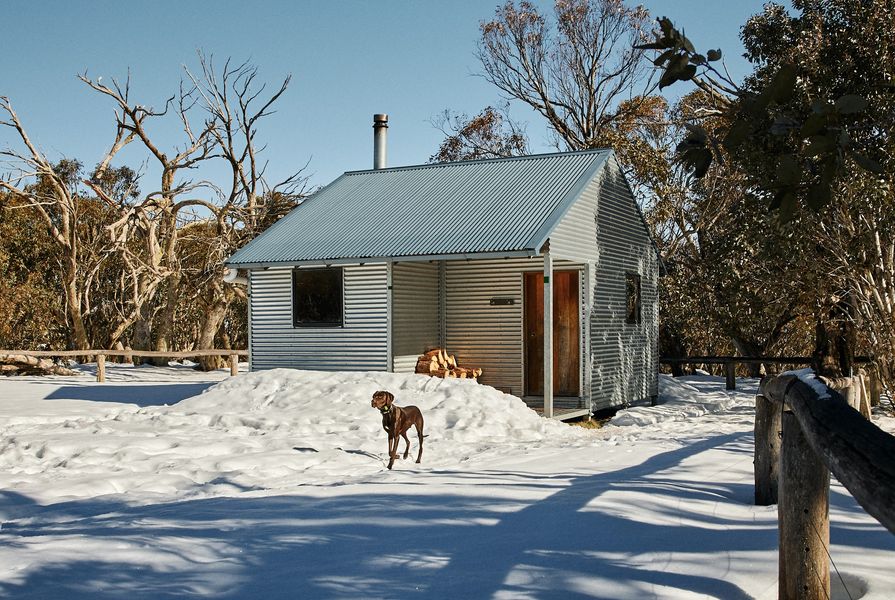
(1, 432, 890, 599)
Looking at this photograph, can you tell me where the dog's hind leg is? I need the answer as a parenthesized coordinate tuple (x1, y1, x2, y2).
(401, 431, 411, 459)
(415, 423, 424, 464)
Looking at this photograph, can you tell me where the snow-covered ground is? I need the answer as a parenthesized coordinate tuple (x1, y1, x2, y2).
(1, 366, 893, 599)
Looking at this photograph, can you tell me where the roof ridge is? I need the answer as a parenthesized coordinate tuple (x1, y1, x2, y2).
(343, 147, 611, 176)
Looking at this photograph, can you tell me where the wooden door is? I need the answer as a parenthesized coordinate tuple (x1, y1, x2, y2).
(524, 270, 580, 396)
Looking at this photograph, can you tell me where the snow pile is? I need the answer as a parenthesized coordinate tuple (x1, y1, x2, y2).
(0, 369, 594, 504)
(609, 374, 746, 427)
(2, 368, 895, 599)
(178, 368, 586, 445)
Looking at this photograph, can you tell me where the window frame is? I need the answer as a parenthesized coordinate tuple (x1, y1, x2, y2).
(625, 272, 642, 326)
(291, 266, 345, 328)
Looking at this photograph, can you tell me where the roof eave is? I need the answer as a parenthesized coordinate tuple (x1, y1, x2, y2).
(226, 248, 541, 269)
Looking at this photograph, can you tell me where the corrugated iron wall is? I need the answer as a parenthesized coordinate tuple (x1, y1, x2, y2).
(444, 258, 585, 397)
(249, 264, 389, 371)
(392, 261, 440, 373)
(588, 158, 660, 410)
(550, 172, 600, 263)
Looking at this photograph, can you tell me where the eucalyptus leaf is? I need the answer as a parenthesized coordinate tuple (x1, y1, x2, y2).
(853, 153, 884, 174)
(688, 148, 713, 178)
(777, 190, 797, 222)
(776, 154, 800, 185)
(706, 49, 722, 61)
(799, 113, 826, 137)
(807, 183, 832, 210)
(770, 116, 798, 136)
(804, 134, 836, 157)
(653, 48, 676, 66)
(835, 94, 869, 114)
(722, 119, 750, 150)
(768, 64, 798, 104)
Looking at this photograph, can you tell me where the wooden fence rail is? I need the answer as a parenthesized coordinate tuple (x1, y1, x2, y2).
(0, 349, 249, 382)
(757, 374, 895, 599)
(660, 355, 875, 393)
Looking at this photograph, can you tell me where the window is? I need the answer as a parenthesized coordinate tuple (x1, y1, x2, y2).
(625, 272, 641, 325)
(292, 267, 343, 327)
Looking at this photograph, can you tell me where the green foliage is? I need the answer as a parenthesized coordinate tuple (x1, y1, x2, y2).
(0, 193, 66, 348)
(642, 2, 889, 221)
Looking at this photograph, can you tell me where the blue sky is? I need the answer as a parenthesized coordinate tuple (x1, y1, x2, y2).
(1, 1, 780, 190)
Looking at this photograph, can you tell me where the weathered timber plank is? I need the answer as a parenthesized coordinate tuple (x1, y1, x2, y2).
(754, 389, 782, 505)
(764, 375, 895, 535)
(779, 410, 830, 600)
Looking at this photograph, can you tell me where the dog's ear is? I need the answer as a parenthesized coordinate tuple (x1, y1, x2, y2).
(383, 391, 394, 405)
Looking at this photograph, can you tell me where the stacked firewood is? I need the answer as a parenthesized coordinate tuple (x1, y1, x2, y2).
(0, 354, 78, 376)
(415, 348, 483, 380)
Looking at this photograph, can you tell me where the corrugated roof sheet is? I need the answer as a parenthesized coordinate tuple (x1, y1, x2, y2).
(226, 148, 611, 267)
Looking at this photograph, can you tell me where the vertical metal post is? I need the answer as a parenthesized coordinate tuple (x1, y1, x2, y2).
(247, 271, 253, 372)
(543, 241, 553, 419)
(386, 261, 394, 373)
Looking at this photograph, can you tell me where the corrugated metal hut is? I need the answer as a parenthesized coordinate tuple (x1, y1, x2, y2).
(226, 141, 659, 419)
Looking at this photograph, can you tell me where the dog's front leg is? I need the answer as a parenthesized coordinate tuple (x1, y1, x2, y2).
(387, 433, 397, 470)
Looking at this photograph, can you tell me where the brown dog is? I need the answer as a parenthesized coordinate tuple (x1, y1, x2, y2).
(371, 390, 424, 470)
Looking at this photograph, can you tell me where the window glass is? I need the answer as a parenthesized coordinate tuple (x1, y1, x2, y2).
(292, 267, 343, 327)
(625, 272, 641, 325)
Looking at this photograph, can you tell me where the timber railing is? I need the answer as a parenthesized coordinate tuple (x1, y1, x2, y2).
(660, 355, 875, 393)
(0, 349, 248, 382)
(755, 373, 895, 599)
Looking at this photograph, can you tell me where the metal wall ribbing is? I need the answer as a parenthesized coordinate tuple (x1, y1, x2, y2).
(249, 264, 389, 371)
(392, 261, 440, 373)
(589, 158, 660, 409)
(444, 258, 584, 397)
(550, 172, 600, 263)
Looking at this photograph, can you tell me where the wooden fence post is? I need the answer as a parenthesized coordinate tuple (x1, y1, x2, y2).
(779, 410, 830, 600)
(229, 353, 238, 376)
(868, 367, 882, 407)
(725, 362, 736, 390)
(754, 391, 781, 505)
(96, 354, 106, 383)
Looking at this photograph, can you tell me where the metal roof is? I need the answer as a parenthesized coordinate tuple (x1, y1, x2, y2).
(226, 148, 612, 267)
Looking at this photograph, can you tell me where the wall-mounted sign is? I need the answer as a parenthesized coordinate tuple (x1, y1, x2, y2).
(489, 297, 515, 306)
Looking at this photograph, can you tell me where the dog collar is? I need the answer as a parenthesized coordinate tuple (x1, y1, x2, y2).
(379, 405, 391, 414)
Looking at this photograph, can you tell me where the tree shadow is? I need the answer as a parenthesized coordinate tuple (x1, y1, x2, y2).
(44, 383, 215, 406)
(2, 432, 892, 599)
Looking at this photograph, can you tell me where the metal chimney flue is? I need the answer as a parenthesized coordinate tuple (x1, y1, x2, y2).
(373, 114, 388, 170)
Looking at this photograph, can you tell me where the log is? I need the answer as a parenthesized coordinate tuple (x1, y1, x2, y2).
(0, 354, 78, 376)
(754, 390, 782, 506)
(763, 375, 895, 535)
(779, 410, 830, 600)
(820, 375, 871, 420)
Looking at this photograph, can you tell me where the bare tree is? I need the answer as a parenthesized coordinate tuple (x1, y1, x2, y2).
(0, 97, 134, 351)
(477, 0, 654, 151)
(79, 71, 217, 360)
(183, 54, 307, 368)
(430, 104, 529, 162)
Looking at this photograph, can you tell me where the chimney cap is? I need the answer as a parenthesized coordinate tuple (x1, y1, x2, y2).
(373, 113, 388, 125)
